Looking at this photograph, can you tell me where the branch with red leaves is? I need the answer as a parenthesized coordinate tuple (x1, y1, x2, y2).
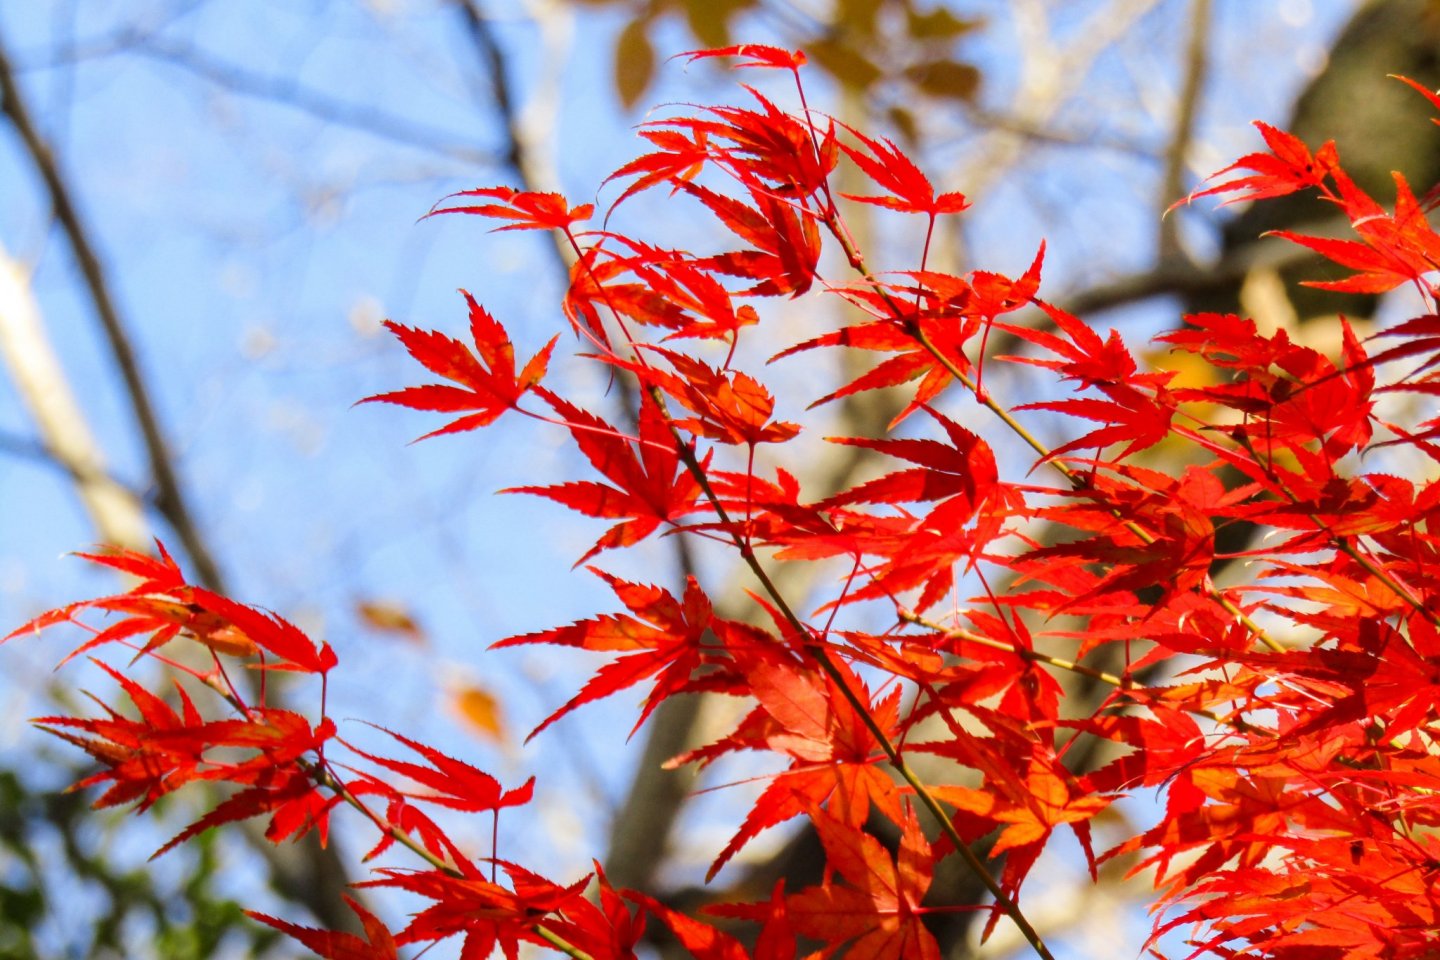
(10, 48, 1440, 960)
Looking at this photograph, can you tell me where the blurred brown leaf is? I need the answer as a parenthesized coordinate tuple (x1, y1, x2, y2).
(615, 18, 655, 110)
(355, 599, 424, 643)
(452, 683, 507, 744)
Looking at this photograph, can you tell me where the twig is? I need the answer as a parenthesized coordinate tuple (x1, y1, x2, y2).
(664, 417, 1057, 960)
(1157, 0, 1212, 261)
(129, 37, 497, 167)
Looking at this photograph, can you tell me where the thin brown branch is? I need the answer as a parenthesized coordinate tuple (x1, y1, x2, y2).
(128, 37, 498, 167)
(661, 406, 1057, 960)
(1157, 0, 1212, 260)
(446, 2, 715, 896)
(452, 0, 575, 274)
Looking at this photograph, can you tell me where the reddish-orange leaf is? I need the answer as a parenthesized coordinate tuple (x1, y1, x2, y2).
(822, 406, 997, 514)
(355, 598, 424, 643)
(248, 895, 398, 960)
(428, 185, 593, 232)
(494, 568, 727, 738)
(347, 724, 534, 813)
(505, 389, 703, 564)
(784, 804, 941, 960)
(362, 861, 589, 960)
(1172, 121, 1337, 209)
(362, 292, 556, 440)
(451, 683, 507, 744)
(674, 653, 904, 880)
(678, 45, 807, 72)
(838, 122, 969, 216)
(637, 348, 800, 446)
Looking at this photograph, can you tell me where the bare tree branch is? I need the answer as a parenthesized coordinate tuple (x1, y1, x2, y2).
(1157, 0, 1212, 261)
(452, 0, 577, 274)
(117, 36, 500, 167)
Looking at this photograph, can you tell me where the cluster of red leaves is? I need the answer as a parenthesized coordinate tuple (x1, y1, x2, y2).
(11, 46, 1440, 960)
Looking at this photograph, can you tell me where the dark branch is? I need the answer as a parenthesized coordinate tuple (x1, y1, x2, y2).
(129, 36, 500, 167)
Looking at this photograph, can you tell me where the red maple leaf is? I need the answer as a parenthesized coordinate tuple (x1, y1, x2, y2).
(1172, 120, 1338, 209)
(783, 804, 942, 960)
(248, 895, 398, 960)
(5, 543, 335, 676)
(672, 651, 904, 880)
(678, 45, 808, 72)
(622, 347, 799, 446)
(347, 724, 534, 812)
(362, 861, 589, 960)
(493, 568, 732, 738)
(427, 185, 594, 232)
(837, 122, 969, 217)
(362, 291, 556, 440)
(505, 389, 704, 564)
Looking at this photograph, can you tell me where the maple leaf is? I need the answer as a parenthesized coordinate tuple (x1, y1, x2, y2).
(628, 347, 799, 445)
(773, 295, 978, 427)
(154, 760, 341, 858)
(683, 87, 839, 199)
(248, 895, 399, 960)
(821, 406, 997, 514)
(184, 587, 339, 675)
(493, 568, 730, 739)
(362, 861, 589, 960)
(427, 185, 594, 232)
(679, 45, 808, 72)
(1173, 120, 1338, 209)
(567, 242, 761, 345)
(5, 543, 337, 677)
(1270, 171, 1440, 294)
(37, 661, 340, 857)
(837, 122, 969, 216)
(937, 762, 1110, 862)
(672, 651, 905, 880)
(603, 125, 713, 209)
(505, 389, 704, 564)
(783, 804, 942, 960)
(362, 291, 556, 440)
(35, 660, 214, 811)
(544, 864, 649, 960)
(635, 882, 805, 960)
(680, 182, 822, 296)
(346, 724, 534, 812)
(6, 543, 255, 665)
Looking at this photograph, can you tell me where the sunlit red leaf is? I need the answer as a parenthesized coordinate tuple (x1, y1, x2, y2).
(362, 292, 556, 440)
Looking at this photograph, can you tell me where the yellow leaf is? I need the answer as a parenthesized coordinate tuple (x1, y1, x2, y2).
(452, 684, 507, 744)
(355, 599, 424, 643)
